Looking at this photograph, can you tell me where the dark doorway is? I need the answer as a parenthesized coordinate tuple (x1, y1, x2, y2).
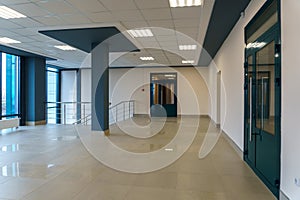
(150, 73, 177, 117)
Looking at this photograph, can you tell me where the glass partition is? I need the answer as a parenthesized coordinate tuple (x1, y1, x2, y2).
(1, 53, 20, 119)
(245, 0, 278, 44)
(47, 67, 59, 124)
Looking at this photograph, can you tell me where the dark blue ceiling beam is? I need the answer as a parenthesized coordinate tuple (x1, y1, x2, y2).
(199, 0, 251, 66)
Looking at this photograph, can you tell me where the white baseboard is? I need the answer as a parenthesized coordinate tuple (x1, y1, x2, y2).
(280, 191, 290, 200)
(221, 130, 243, 159)
(206, 115, 243, 159)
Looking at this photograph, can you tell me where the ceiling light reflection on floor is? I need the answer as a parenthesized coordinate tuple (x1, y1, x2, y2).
(0, 144, 20, 152)
(1, 163, 58, 178)
(52, 136, 79, 141)
(165, 148, 174, 152)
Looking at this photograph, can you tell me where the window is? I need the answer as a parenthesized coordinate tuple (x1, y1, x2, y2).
(46, 67, 59, 124)
(1, 52, 20, 119)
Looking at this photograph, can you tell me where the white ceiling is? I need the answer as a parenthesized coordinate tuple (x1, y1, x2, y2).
(0, 0, 215, 68)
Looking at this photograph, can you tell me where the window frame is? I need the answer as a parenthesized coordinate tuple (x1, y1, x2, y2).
(0, 52, 21, 120)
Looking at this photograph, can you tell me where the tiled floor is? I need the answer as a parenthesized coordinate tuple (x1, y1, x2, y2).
(0, 116, 276, 200)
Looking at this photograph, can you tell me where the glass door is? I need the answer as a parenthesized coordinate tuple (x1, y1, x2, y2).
(244, 27, 281, 197)
(150, 73, 177, 117)
(244, 0, 281, 197)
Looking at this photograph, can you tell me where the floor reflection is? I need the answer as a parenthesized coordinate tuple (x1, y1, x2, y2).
(0, 120, 276, 200)
(0, 144, 20, 152)
(1, 162, 58, 179)
(52, 136, 79, 141)
(109, 116, 207, 153)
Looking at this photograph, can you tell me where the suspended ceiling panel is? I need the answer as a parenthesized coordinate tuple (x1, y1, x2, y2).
(0, 0, 250, 68)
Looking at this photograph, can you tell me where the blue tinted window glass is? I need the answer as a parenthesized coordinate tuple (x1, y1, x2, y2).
(1, 53, 20, 118)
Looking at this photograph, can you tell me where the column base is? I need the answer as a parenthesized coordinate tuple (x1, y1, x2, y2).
(26, 120, 47, 126)
(104, 129, 110, 136)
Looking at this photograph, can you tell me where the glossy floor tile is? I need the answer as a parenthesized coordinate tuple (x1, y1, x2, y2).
(0, 117, 276, 200)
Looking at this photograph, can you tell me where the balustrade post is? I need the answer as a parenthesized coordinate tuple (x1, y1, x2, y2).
(123, 103, 125, 120)
(64, 104, 66, 124)
(116, 107, 118, 122)
(128, 101, 130, 118)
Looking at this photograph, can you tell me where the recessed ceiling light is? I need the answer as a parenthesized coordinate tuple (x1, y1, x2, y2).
(54, 45, 76, 51)
(128, 29, 153, 38)
(182, 60, 195, 64)
(0, 37, 21, 44)
(140, 56, 154, 61)
(0, 6, 26, 19)
(164, 74, 176, 77)
(179, 45, 197, 50)
(169, 0, 203, 8)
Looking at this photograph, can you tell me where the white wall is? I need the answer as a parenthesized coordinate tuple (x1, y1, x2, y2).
(208, 0, 267, 150)
(109, 67, 209, 115)
(208, 61, 218, 123)
(281, 0, 300, 199)
(82, 67, 210, 116)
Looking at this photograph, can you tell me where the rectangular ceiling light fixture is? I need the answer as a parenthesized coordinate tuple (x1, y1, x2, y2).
(128, 29, 153, 38)
(164, 74, 176, 77)
(140, 56, 154, 61)
(179, 45, 197, 50)
(169, 0, 203, 8)
(0, 37, 21, 44)
(54, 45, 77, 51)
(0, 6, 26, 19)
(182, 60, 195, 64)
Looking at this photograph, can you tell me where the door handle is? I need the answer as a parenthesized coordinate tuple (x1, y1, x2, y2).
(249, 77, 252, 142)
(261, 78, 264, 130)
(259, 77, 268, 141)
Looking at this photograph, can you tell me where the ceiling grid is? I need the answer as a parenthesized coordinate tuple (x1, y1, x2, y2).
(0, 0, 250, 68)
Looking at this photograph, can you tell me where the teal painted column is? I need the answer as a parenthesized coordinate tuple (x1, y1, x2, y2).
(22, 57, 46, 125)
(91, 43, 109, 135)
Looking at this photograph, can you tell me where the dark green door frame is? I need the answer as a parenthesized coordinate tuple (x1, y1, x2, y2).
(244, 0, 281, 198)
(150, 73, 177, 117)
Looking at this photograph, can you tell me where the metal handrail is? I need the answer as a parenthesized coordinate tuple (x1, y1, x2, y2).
(45, 102, 91, 125)
(109, 100, 135, 110)
(73, 114, 91, 125)
(46, 102, 91, 104)
(109, 100, 135, 125)
(46, 101, 134, 125)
